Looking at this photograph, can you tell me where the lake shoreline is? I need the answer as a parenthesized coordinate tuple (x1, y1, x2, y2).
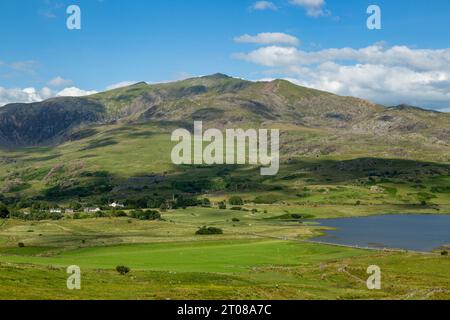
(311, 214, 450, 253)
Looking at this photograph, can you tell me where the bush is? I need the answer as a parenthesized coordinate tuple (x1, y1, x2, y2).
(230, 207, 242, 211)
(232, 218, 240, 222)
(147, 198, 166, 209)
(201, 198, 211, 207)
(116, 265, 130, 275)
(130, 210, 161, 221)
(0, 203, 10, 219)
(441, 251, 449, 256)
(196, 226, 223, 235)
(253, 196, 279, 204)
(112, 210, 127, 217)
(229, 196, 244, 206)
(18, 242, 25, 248)
(218, 201, 227, 210)
(159, 203, 168, 212)
(95, 211, 106, 218)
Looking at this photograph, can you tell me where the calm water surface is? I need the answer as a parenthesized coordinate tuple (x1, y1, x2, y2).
(312, 215, 450, 252)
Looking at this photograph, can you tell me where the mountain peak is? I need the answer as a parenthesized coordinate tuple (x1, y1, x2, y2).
(390, 104, 437, 113)
(132, 81, 148, 86)
(201, 73, 232, 80)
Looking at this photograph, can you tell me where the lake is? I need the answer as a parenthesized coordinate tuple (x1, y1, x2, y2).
(312, 214, 450, 252)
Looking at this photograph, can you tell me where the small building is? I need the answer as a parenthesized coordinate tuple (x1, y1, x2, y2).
(65, 209, 74, 214)
(109, 202, 125, 208)
(50, 208, 62, 214)
(84, 207, 101, 213)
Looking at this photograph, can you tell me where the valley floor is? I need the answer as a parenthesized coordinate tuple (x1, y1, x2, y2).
(0, 206, 449, 300)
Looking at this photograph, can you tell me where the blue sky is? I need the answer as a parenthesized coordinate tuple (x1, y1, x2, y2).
(1, 0, 450, 109)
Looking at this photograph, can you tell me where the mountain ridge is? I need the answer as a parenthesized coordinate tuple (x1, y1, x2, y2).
(0, 74, 448, 147)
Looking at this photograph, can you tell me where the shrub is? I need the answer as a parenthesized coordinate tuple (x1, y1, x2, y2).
(218, 201, 227, 210)
(230, 207, 242, 211)
(159, 203, 168, 212)
(116, 265, 130, 275)
(229, 196, 244, 206)
(196, 226, 223, 235)
(112, 210, 127, 217)
(95, 211, 106, 218)
(18, 242, 25, 248)
(130, 210, 161, 221)
(130, 209, 144, 217)
(0, 203, 10, 219)
(147, 198, 167, 209)
(201, 198, 211, 208)
(441, 251, 449, 256)
(232, 218, 240, 222)
(253, 196, 279, 204)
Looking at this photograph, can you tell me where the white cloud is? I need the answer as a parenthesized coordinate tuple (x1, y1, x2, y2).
(57, 87, 97, 97)
(236, 43, 450, 71)
(106, 81, 139, 91)
(48, 76, 73, 87)
(0, 87, 53, 107)
(251, 1, 278, 11)
(0, 85, 98, 106)
(235, 43, 450, 109)
(234, 33, 300, 46)
(234, 46, 301, 66)
(290, 0, 328, 17)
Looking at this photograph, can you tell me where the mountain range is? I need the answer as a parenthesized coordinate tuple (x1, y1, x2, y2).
(1, 73, 449, 148)
(1, 74, 450, 205)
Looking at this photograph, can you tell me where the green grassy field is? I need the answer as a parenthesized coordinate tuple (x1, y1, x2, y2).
(0, 208, 449, 300)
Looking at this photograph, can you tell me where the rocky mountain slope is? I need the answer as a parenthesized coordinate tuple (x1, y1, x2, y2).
(1, 73, 448, 147)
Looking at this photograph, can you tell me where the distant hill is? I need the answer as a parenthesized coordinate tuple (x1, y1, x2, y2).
(2, 73, 449, 147)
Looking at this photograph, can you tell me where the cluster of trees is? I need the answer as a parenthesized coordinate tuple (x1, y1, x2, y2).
(229, 196, 244, 206)
(196, 226, 223, 235)
(84, 209, 161, 221)
(129, 210, 161, 221)
(123, 196, 210, 210)
(9, 210, 63, 221)
(0, 194, 255, 221)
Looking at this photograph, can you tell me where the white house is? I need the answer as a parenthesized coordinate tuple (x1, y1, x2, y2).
(84, 207, 101, 213)
(109, 202, 125, 208)
(50, 208, 62, 214)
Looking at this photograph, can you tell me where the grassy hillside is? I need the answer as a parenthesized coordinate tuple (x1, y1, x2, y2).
(1, 118, 450, 210)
